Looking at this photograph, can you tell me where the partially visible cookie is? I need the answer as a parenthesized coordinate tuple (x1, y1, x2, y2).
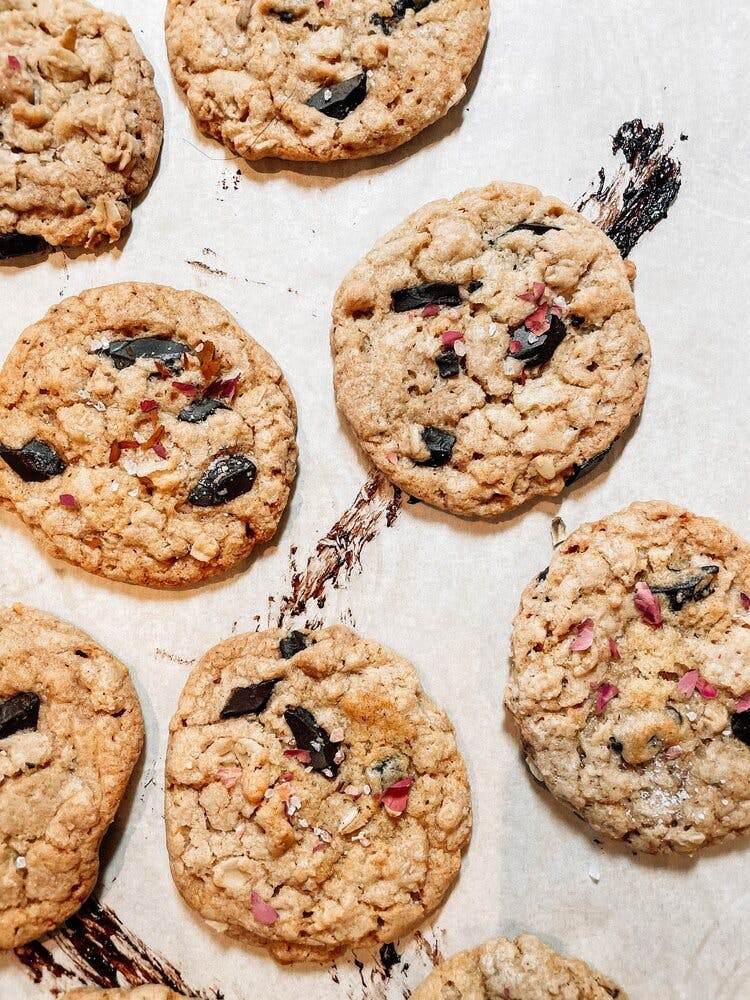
(165, 0, 488, 162)
(0, 604, 143, 949)
(65, 990, 186, 1000)
(164, 625, 472, 963)
(0, 283, 298, 588)
(331, 182, 650, 517)
(0, 0, 163, 255)
(505, 501, 750, 854)
(411, 934, 627, 999)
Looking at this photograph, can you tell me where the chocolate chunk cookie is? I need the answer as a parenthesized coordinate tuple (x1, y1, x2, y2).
(164, 0, 488, 161)
(505, 501, 750, 854)
(164, 625, 472, 962)
(331, 182, 650, 517)
(0, 604, 143, 949)
(411, 934, 627, 999)
(0, 283, 298, 587)
(0, 0, 162, 255)
(65, 991, 186, 1000)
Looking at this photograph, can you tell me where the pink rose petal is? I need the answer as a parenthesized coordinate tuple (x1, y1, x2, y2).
(283, 748, 311, 763)
(7, 55, 21, 72)
(216, 767, 242, 789)
(421, 304, 440, 318)
(570, 618, 594, 651)
(735, 693, 750, 713)
(441, 330, 464, 347)
(518, 282, 546, 303)
(523, 303, 551, 336)
(250, 891, 279, 926)
(595, 683, 619, 715)
(740, 592, 750, 611)
(634, 582, 663, 627)
(220, 375, 240, 401)
(59, 493, 78, 509)
(695, 676, 717, 699)
(382, 777, 414, 817)
(152, 442, 168, 459)
(608, 637, 621, 661)
(508, 339, 523, 353)
(172, 381, 198, 396)
(386, 452, 398, 465)
(677, 670, 699, 698)
(140, 399, 158, 412)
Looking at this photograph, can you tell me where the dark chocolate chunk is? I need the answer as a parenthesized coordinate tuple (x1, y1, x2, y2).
(379, 943, 401, 974)
(188, 454, 257, 507)
(0, 692, 40, 740)
(570, 314, 585, 328)
(371, 0, 433, 34)
(406, 494, 421, 505)
(416, 426, 455, 467)
(390, 281, 461, 312)
(649, 566, 719, 612)
(501, 222, 562, 236)
(279, 631, 309, 659)
(271, 8, 295, 19)
(284, 706, 341, 776)
(436, 348, 460, 378)
(564, 446, 612, 486)
(467, 280, 483, 293)
(101, 337, 191, 372)
(507, 313, 567, 367)
(536, 566, 549, 582)
(608, 736, 623, 754)
(220, 680, 279, 718)
(0, 232, 49, 260)
(306, 72, 367, 120)
(178, 397, 231, 423)
(0, 439, 66, 482)
(731, 711, 750, 747)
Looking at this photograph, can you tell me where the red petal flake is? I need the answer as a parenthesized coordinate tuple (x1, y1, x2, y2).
(421, 304, 440, 318)
(570, 618, 594, 651)
(595, 683, 619, 714)
(518, 282, 546, 303)
(735, 693, 750, 713)
(608, 637, 621, 661)
(220, 375, 240, 401)
(216, 767, 242, 789)
(677, 670, 699, 698)
(508, 339, 523, 353)
(441, 330, 464, 347)
(152, 442, 168, 460)
(283, 748, 312, 764)
(250, 891, 279, 926)
(7, 55, 21, 72)
(519, 369, 527, 386)
(741, 592, 750, 610)
(634, 582, 663, 627)
(59, 493, 78, 509)
(695, 676, 717, 699)
(140, 399, 158, 413)
(523, 303, 551, 336)
(172, 381, 198, 396)
(382, 777, 414, 817)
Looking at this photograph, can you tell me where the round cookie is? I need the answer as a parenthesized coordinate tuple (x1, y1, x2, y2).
(331, 182, 650, 518)
(411, 934, 627, 1000)
(0, 0, 163, 255)
(164, 624, 472, 962)
(0, 283, 298, 588)
(0, 604, 143, 949)
(65, 990, 185, 1000)
(164, 0, 488, 162)
(505, 501, 750, 854)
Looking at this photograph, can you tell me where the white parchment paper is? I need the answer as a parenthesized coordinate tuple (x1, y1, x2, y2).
(1, 1, 749, 998)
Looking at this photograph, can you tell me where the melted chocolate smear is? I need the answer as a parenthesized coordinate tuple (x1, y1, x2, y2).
(277, 472, 401, 625)
(178, 397, 230, 423)
(391, 281, 461, 312)
(564, 444, 613, 486)
(379, 942, 402, 975)
(188, 454, 256, 507)
(284, 706, 340, 775)
(576, 119, 682, 257)
(0, 232, 49, 260)
(649, 565, 719, 612)
(221, 680, 279, 718)
(306, 72, 367, 119)
(0, 692, 40, 739)
(280, 630, 309, 659)
(14, 896, 224, 996)
(101, 337, 191, 373)
(0, 439, 66, 482)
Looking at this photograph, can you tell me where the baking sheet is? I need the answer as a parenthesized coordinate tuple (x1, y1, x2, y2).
(1, 1, 749, 997)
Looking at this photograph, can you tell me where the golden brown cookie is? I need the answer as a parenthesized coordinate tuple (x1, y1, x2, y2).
(0, 283, 298, 588)
(165, 625, 472, 962)
(65, 990, 186, 1000)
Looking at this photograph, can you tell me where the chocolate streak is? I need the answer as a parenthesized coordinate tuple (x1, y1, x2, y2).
(576, 119, 682, 257)
(15, 896, 223, 997)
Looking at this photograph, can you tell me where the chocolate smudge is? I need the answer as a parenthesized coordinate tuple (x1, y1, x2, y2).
(187, 259, 229, 278)
(276, 471, 402, 626)
(15, 896, 223, 997)
(577, 119, 682, 257)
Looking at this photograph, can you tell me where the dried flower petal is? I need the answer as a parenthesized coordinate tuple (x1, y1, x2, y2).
(220, 375, 240, 401)
(735, 693, 750, 713)
(634, 582, 663, 627)
(518, 282, 546, 303)
(508, 339, 523, 353)
(283, 748, 312, 764)
(441, 330, 464, 347)
(523, 303, 551, 336)
(421, 304, 440, 318)
(216, 767, 242, 789)
(386, 452, 398, 465)
(570, 618, 594, 651)
(152, 442, 168, 459)
(382, 776, 414, 817)
(140, 399, 158, 413)
(608, 637, 621, 661)
(250, 891, 279, 925)
(59, 493, 78, 509)
(677, 670, 699, 698)
(7, 55, 21, 72)
(595, 683, 619, 714)
(172, 381, 198, 396)
(741, 592, 750, 610)
(695, 676, 717, 699)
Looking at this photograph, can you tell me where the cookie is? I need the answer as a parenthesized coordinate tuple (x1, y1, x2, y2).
(0, 283, 298, 588)
(505, 501, 750, 854)
(411, 934, 627, 1000)
(0, 0, 162, 255)
(164, 625, 472, 962)
(331, 182, 650, 518)
(0, 604, 143, 949)
(65, 990, 185, 1000)
(164, 0, 488, 162)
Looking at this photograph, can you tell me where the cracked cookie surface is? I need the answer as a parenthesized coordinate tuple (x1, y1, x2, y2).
(331, 182, 650, 518)
(505, 501, 750, 854)
(164, 0, 488, 161)
(0, 282, 298, 588)
(412, 934, 627, 999)
(65, 990, 186, 999)
(0, 604, 143, 949)
(0, 0, 162, 253)
(164, 624, 472, 963)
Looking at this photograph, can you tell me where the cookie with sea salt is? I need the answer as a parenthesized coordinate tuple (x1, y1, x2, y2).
(0, 0, 162, 256)
(0, 604, 143, 949)
(411, 934, 627, 999)
(331, 182, 650, 518)
(65, 990, 186, 999)
(505, 501, 750, 854)
(164, 0, 488, 162)
(164, 624, 472, 963)
(0, 282, 297, 588)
